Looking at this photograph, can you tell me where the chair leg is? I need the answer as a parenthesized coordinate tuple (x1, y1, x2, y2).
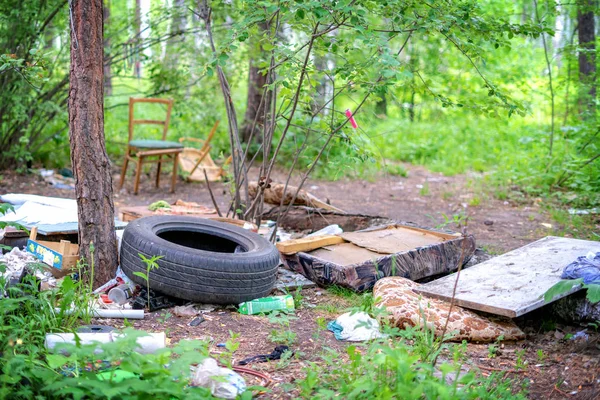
(134, 157, 143, 195)
(156, 155, 162, 188)
(119, 157, 129, 190)
(170, 153, 179, 193)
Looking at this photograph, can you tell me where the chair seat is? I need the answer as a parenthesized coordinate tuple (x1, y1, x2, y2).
(129, 139, 183, 149)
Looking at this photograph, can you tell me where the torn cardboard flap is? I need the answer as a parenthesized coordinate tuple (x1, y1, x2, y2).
(340, 224, 458, 255)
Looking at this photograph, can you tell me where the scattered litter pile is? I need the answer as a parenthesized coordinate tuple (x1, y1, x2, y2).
(0, 247, 57, 294)
(39, 168, 75, 190)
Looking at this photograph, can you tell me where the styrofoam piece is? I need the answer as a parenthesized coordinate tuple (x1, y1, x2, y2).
(45, 332, 165, 354)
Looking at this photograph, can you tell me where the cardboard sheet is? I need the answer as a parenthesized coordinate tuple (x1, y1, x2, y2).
(340, 226, 453, 254)
(309, 243, 385, 266)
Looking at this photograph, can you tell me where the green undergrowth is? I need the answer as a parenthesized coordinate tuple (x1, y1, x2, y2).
(296, 303, 528, 399)
(0, 273, 254, 399)
(1, 265, 528, 399)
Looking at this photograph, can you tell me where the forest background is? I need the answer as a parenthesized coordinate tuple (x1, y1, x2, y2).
(0, 0, 598, 213)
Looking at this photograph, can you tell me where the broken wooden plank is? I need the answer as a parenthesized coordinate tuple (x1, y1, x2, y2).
(415, 236, 600, 318)
(276, 235, 345, 255)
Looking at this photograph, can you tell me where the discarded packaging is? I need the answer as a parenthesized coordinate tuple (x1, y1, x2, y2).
(45, 332, 165, 354)
(191, 358, 246, 399)
(0, 247, 57, 296)
(561, 251, 600, 285)
(27, 227, 79, 275)
(94, 266, 136, 294)
(108, 284, 134, 305)
(568, 208, 598, 215)
(238, 295, 295, 315)
(327, 311, 386, 341)
(306, 224, 343, 237)
(173, 304, 200, 317)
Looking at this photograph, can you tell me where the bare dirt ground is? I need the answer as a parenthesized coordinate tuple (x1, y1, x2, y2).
(1, 164, 599, 399)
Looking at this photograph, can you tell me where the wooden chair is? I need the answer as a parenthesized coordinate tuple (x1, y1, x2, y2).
(177, 121, 228, 182)
(119, 97, 183, 195)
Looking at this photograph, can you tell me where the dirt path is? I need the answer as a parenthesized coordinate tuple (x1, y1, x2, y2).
(1, 163, 555, 252)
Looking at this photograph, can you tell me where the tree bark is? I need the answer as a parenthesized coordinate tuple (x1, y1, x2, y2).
(241, 22, 271, 144)
(577, 0, 596, 109)
(103, 0, 112, 96)
(69, 0, 118, 288)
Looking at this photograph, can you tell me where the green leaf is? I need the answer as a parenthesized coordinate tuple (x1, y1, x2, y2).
(46, 354, 69, 369)
(295, 8, 305, 20)
(543, 279, 583, 302)
(133, 272, 147, 280)
(583, 284, 600, 304)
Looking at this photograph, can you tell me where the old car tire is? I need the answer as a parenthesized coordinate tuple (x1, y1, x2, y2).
(120, 216, 280, 304)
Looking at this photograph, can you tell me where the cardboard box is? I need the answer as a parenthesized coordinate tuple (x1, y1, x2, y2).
(26, 227, 79, 276)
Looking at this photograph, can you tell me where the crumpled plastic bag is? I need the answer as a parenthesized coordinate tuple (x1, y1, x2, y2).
(327, 311, 386, 341)
(561, 251, 600, 285)
(191, 358, 246, 399)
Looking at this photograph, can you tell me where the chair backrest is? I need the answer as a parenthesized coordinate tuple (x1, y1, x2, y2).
(128, 97, 174, 142)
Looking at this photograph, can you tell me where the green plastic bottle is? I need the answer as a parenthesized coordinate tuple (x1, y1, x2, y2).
(238, 295, 295, 315)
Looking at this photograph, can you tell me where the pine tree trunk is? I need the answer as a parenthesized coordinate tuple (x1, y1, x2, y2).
(69, 0, 118, 288)
(103, 0, 112, 96)
(577, 0, 596, 109)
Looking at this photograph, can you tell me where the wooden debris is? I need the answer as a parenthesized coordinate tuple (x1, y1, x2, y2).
(276, 235, 345, 255)
(248, 182, 345, 213)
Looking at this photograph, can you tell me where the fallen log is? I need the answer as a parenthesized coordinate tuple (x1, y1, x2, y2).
(248, 182, 345, 213)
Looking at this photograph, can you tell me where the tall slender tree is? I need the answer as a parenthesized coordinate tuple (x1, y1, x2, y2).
(69, 0, 118, 288)
(134, 0, 142, 77)
(577, 0, 596, 110)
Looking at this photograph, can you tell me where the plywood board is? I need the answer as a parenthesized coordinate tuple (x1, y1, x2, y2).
(415, 236, 600, 318)
(341, 225, 455, 254)
(309, 242, 384, 266)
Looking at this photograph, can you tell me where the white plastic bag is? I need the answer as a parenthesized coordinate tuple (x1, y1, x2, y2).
(328, 311, 386, 341)
(191, 358, 246, 399)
